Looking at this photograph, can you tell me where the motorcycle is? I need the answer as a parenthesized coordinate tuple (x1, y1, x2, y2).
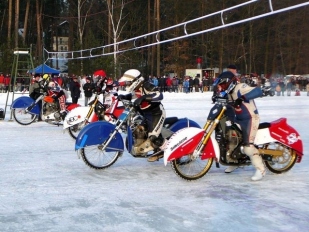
(63, 91, 124, 139)
(261, 84, 275, 97)
(11, 88, 80, 126)
(74, 97, 200, 170)
(163, 98, 303, 181)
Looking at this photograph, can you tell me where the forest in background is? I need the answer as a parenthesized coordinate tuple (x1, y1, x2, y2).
(0, 0, 308, 78)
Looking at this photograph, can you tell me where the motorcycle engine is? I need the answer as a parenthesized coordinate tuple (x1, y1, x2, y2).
(226, 128, 243, 162)
(43, 102, 60, 120)
(133, 125, 147, 146)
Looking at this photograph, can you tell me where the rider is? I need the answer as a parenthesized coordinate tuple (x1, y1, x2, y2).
(29, 74, 46, 121)
(42, 74, 67, 119)
(213, 71, 265, 181)
(118, 69, 166, 162)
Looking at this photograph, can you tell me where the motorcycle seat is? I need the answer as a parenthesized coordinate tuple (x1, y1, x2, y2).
(259, 122, 271, 129)
(164, 117, 179, 126)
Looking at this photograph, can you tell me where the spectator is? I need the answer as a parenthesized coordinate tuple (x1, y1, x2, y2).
(178, 77, 183, 92)
(279, 80, 286, 96)
(194, 75, 200, 92)
(166, 77, 172, 92)
(4, 75, 11, 92)
(202, 77, 209, 92)
(172, 77, 179, 92)
(70, 76, 81, 104)
(83, 77, 95, 106)
(158, 76, 165, 92)
(0, 73, 4, 93)
(189, 77, 194, 92)
(183, 78, 189, 93)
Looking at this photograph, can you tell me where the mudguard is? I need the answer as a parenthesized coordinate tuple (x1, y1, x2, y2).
(75, 121, 124, 151)
(255, 117, 303, 157)
(164, 127, 220, 166)
(63, 106, 98, 129)
(67, 103, 80, 111)
(169, 118, 200, 132)
(11, 96, 40, 115)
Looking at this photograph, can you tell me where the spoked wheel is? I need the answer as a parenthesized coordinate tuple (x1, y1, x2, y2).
(68, 122, 85, 139)
(80, 144, 121, 170)
(171, 154, 213, 181)
(263, 143, 297, 174)
(12, 108, 37, 125)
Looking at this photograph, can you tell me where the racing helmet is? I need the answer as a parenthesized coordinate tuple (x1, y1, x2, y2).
(213, 71, 237, 97)
(43, 74, 49, 81)
(118, 69, 144, 92)
(118, 69, 141, 83)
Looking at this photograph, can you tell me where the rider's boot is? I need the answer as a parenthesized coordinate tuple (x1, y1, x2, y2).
(148, 150, 164, 162)
(224, 166, 239, 173)
(244, 145, 266, 181)
(60, 110, 67, 120)
(147, 136, 165, 162)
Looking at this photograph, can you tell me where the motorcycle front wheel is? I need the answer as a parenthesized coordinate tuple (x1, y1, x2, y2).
(263, 143, 297, 174)
(171, 155, 213, 181)
(68, 122, 85, 139)
(12, 108, 37, 125)
(80, 145, 121, 170)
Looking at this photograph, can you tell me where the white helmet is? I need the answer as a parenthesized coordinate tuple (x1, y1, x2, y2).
(118, 69, 141, 82)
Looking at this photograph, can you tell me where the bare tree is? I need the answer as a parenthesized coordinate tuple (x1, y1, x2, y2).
(106, 0, 127, 79)
(77, 0, 94, 74)
(22, 0, 30, 46)
(7, 0, 12, 48)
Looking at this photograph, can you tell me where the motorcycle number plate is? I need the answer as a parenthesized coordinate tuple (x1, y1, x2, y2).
(118, 109, 130, 121)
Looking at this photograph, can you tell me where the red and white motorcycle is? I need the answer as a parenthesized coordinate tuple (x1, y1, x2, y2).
(163, 98, 304, 181)
(63, 91, 124, 139)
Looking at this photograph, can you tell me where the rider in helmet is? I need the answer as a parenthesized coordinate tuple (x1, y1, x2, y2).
(213, 70, 265, 181)
(42, 74, 67, 119)
(118, 69, 166, 162)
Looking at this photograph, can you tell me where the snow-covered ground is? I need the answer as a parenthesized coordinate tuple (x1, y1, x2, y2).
(0, 90, 309, 232)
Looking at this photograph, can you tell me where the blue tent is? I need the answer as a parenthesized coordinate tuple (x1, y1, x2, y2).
(28, 64, 61, 75)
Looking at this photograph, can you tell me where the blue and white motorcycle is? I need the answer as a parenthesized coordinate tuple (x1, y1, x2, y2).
(75, 97, 200, 170)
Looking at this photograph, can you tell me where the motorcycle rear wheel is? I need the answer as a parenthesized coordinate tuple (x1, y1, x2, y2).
(80, 145, 121, 170)
(171, 155, 213, 181)
(12, 108, 37, 125)
(263, 143, 297, 174)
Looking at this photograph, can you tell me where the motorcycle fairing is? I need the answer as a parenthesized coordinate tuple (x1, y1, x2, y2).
(75, 121, 124, 151)
(66, 103, 80, 111)
(255, 118, 303, 156)
(207, 104, 225, 120)
(11, 96, 40, 115)
(164, 127, 205, 165)
(168, 118, 200, 132)
(63, 106, 98, 129)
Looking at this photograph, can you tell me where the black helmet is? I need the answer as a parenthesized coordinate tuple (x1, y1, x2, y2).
(213, 71, 237, 96)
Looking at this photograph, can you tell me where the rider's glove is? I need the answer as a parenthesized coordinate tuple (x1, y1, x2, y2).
(117, 93, 132, 101)
(234, 96, 245, 108)
(133, 95, 146, 107)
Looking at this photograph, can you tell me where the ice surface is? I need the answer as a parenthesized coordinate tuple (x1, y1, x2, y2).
(0, 91, 308, 232)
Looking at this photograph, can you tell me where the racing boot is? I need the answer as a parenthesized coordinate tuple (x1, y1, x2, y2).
(224, 166, 239, 173)
(147, 150, 164, 162)
(244, 145, 266, 181)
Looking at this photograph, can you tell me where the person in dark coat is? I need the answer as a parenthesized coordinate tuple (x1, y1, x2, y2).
(70, 76, 81, 104)
(83, 77, 95, 106)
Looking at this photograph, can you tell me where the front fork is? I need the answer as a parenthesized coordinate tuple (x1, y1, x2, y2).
(26, 94, 44, 113)
(192, 107, 226, 159)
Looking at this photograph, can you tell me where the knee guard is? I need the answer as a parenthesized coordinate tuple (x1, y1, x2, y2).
(243, 145, 259, 157)
(244, 145, 265, 171)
